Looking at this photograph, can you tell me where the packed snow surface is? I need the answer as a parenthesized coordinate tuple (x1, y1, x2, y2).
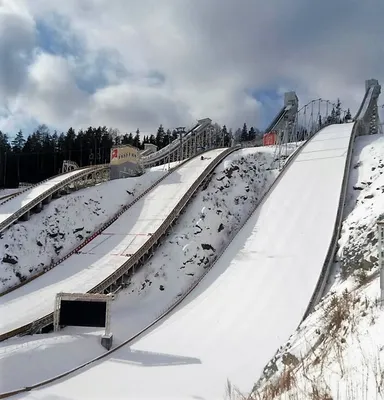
(9, 124, 354, 399)
(0, 145, 291, 393)
(253, 133, 384, 400)
(0, 169, 167, 292)
(0, 189, 20, 201)
(0, 149, 226, 336)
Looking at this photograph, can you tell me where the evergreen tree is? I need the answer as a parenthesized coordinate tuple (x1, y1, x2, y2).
(330, 107, 336, 124)
(228, 128, 234, 146)
(345, 108, 352, 121)
(12, 130, 25, 153)
(234, 128, 242, 143)
(164, 129, 172, 146)
(222, 125, 230, 147)
(114, 135, 121, 146)
(0, 131, 11, 187)
(149, 134, 156, 145)
(241, 123, 248, 142)
(128, 132, 134, 145)
(335, 99, 341, 123)
(65, 127, 76, 160)
(156, 124, 165, 148)
(248, 126, 256, 141)
(133, 129, 141, 148)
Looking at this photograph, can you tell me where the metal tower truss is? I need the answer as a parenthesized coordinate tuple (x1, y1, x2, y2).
(61, 160, 80, 173)
(65, 167, 110, 192)
(273, 98, 349, 167)
(141, 118, 216, 169)
(354, 79, 382, 136)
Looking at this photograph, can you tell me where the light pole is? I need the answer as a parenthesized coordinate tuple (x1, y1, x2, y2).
(176, 127, 185, 162)
(378, 219, 384, 308)
(168, 130, 171, 170)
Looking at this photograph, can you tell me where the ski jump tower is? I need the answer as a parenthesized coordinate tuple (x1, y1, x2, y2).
(264, 91, 299, 135)
(355, 79, 381, 136)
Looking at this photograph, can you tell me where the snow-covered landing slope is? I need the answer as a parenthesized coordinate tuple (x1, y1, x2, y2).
(0, 149, 226, 337)
(0, 169, 167, 292)
(15, 124, 355, 400)
(0, 168, 95, 227)
(252, 133, 384, 400)
(0, 146, 292, 394)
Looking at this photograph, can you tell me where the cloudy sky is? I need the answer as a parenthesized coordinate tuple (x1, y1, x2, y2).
(1, 0, 383, 138)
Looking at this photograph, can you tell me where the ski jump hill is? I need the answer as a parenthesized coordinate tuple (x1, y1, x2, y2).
(0, 79, 381, 399)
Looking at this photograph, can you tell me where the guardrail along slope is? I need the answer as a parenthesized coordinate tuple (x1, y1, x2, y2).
(0, 147, 237, 341)
(0, 165, 108, 234)
(0, 166, 93, 207)
(304, 83, 380, 316)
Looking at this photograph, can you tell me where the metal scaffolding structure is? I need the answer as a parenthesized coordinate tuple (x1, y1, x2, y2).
(272, 98, 349, 168)
(141, 119, 219, 169)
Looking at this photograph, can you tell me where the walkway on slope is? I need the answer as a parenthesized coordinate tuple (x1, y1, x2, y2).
(21, 123, 355, 400)
(0, 149, 226, 337)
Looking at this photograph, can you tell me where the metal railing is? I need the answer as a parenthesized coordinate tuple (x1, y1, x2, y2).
(0, 147, 238, 342)
(0, 165, 110, 234)
(303, 85, 377, 318)
(0, 166, 94, 207)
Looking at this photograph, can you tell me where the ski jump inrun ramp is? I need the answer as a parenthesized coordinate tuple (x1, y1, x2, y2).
(0, 166, 108, 234)
(11, 122, 356, 399)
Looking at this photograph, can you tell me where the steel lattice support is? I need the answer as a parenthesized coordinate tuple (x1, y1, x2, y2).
(273, 97, 350, 168)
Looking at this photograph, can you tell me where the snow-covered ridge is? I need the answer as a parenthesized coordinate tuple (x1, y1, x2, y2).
(0, 146, 293, 394)
(0, 170, 167, 292)
(252, 134, 384, 400)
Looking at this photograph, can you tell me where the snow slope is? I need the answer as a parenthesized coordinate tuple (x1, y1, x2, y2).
(0, 146, 291, 393)
(252, 133, 384, 400)
(0, 189, 20, 202)
(0, 149, 226, 337)
(10, 125, 355, 399)
(0, 169, 167, 292)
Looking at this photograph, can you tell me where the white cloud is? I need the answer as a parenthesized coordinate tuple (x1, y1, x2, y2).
(0, 0, 35, 105)
(1, 0, 383, 134)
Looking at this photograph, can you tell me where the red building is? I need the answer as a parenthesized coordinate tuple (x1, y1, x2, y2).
(263, 131, 277, 146)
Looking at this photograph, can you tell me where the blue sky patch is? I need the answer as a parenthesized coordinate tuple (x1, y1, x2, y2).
(36, 16, 84, 58)
(75, 51, 130, 95)
(250, 88, 284, 129)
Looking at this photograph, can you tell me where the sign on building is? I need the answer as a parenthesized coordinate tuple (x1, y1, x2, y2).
(110, 144, 142, 180)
